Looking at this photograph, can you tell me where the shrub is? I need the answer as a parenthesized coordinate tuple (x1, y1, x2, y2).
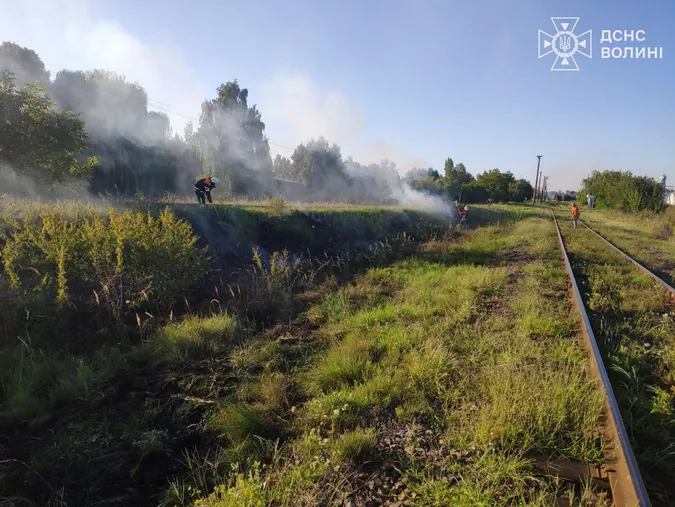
(267, 196, 288, 216)
(581, 170, 666, 212)
(0, 206, 207, 345)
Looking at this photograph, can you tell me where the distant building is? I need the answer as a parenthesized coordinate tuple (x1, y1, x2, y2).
(547, 190, 576, 202)
(660, 175, 675, 206)
(272, 178, 310, 201)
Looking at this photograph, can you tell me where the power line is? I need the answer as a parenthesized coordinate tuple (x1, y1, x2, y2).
(42, 61, 295, 151)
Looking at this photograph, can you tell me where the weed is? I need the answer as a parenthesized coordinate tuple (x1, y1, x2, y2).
(329, 427, 376, 465)
(207, 404, 267, 444)
(268, 196, 288, 216)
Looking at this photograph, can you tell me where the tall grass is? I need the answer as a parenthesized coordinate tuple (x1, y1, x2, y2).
(0, 207, 207, 348)
(190, 213, 607, 505)
(558, 208, 675, 504)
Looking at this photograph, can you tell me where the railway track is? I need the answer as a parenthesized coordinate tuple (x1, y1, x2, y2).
(552, 212, 654, 507)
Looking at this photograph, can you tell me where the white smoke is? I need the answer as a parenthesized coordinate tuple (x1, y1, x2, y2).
(393, 182, 457, 220)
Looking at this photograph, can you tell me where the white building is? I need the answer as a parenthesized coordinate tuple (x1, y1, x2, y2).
(661, 175, 675, 206)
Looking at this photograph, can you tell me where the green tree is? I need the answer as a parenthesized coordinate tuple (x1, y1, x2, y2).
(49, 68, 199, 197)
(443, 157, 454, 177)
(404, 167, 440, 185)
(0, 72, 97, 183)
(195, 80, 273, 196)
(474, 168, 516, 202)
(460, 181, 490, 203)
(290, 137, 346, 188)
(509, 178, 534, 202)
(273, 154, 295, 180)
(438, 161, 474, 199)
(0, 41, 50, 88)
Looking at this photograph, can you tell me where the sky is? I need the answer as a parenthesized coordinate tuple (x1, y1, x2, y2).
(1, 0, 674, 191)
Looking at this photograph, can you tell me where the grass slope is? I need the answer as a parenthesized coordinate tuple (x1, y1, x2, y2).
(191, 213, 606, 506)
(0, 204, 608, 506)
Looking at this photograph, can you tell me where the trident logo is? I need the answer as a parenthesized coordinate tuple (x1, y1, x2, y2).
(538, 17, 592, 71)
(559, 35, 572, 53)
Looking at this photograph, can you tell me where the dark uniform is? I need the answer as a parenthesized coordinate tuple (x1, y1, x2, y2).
(194, 177, 216, 205)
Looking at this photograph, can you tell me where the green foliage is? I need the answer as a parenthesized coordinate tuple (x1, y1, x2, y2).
(0, 42, 50, 88)
(508, 178, 535, 202)
(443, 157, 454, 176)
(404, 167, 440, 185)
(473, 168, 532, 203)
(149, 315, 239, 362)
(246, 247, 305, 320)
(443, 162, 474, 192)
(272, 154, 295, 180)
(267, 196, 288, 216)
(407, 159, 532, 204)
(0, 73, 98, 184)
(1, 207, 207, 343)
(49, 69, 199, 197)
(291, 137, 346, 188)
(581, 170, 666, 212)
(193, 80, 273, 196)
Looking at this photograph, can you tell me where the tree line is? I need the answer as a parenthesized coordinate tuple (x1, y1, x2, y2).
(402, 158, 534, 204)
(1, 41, 534, 204)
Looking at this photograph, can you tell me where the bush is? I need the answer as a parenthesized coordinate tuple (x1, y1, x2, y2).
(267, 196, 288, 216)
(0, 206, 207, 346)
(581, 170, 666, 212)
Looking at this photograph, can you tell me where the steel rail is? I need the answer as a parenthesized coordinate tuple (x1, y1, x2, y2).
(580, 220, 675, 295)
(552, 212, 652, 507)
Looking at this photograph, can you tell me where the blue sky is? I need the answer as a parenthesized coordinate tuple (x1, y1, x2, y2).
(2, 0, 674, 190)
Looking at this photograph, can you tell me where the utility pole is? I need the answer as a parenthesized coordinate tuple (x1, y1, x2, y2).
(533, 155, 542, 204)
(540, 176, 547, 203)
(542, 176, 548, 202)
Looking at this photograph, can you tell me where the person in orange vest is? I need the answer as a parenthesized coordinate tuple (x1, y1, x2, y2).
(571, 202, 580, 229)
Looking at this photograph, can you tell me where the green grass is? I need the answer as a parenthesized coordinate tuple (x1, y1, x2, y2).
(0, 314, 239, 426)
(188, 208, 608, 506)
(580, 206, 675, 287)
(0, 203, 612, 506)
(554, 207, 675, 506)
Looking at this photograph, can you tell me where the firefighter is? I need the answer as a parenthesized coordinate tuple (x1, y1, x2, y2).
(194, 176, 219, 206)
(458, 203, 468, 227)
